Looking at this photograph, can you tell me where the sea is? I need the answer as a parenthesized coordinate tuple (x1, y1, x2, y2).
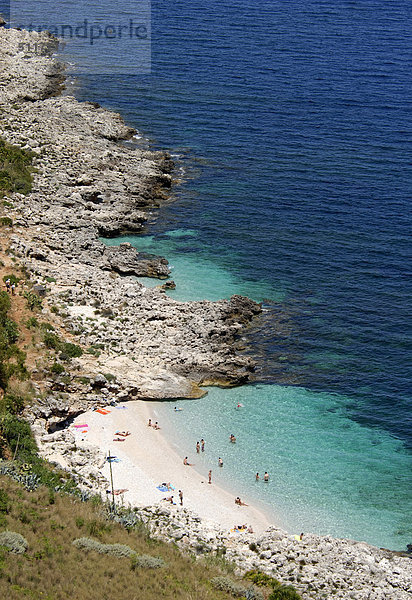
(9, 0, 411, 550)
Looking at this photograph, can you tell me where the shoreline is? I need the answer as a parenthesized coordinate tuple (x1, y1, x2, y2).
(71, 400, 272, 535)
(1, 25, 411, 599)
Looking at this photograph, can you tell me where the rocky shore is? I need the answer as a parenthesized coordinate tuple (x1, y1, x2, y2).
(1, 26, 261, 404)
(0, 25, 411, 600)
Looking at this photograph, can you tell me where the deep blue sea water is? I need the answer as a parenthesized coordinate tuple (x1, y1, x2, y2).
(10, 0, 412, 549)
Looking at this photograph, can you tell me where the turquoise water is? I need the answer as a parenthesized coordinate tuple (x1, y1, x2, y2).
(155, 385, 411, 550)
(104, 230, 412, 550)
(103, 233, 284, 303)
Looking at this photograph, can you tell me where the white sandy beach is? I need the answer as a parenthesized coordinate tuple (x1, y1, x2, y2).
(71, 401, 272, 534)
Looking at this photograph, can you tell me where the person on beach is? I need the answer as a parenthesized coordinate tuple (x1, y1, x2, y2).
(300, 532, 304, 541)
(255, 472, 260, 481)
(235, 497, 248, 506)
(183, 457, 193, 466)
(5, 279, 10, 293)
(148, 419, 152, 427)
(179, 490, 183, 506)
(11, 282, 16, 295)
(196, 441, 200, 453)
(154, 421, 160, 430)
(201, 438, 205, 452)
(208, 470, 212, 484)
(218, 457, 223, 467)
(264, 471, 269, 482)
(230, 434, 236, 443)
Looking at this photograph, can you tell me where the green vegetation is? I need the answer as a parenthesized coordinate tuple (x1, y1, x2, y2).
(0, 290, 25, 389)
(25, 316, 38, 329)
(50, 362, 65, 375)
(243, 571, 302, 600)
(23, 291, 42, 311)
(43, 330, 83, 360)
(0, 137, 34, 196)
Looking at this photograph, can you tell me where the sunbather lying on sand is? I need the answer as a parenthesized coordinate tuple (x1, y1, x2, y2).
(115, 431, 131, 437)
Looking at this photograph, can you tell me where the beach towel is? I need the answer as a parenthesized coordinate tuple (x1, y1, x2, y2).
(156, 484, 175, 493)
(114, 406, 127, 409)
(96, 408, 111, 415)
(106, 489, 128, 495)
(73, 424, 88, 428)
(113, 438, 125, 442)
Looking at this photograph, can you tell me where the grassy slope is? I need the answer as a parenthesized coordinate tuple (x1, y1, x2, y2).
(0, 476, 234, 600)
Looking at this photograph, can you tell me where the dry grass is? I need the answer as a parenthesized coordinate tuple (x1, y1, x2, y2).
(0, 476, 238, 600)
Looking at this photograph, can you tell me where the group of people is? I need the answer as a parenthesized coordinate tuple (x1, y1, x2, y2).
(195, 439, 205, 453)
(153, 407, 272, 517)
(256, 471, 270, 482)
(4, 278, 17, 295)
(163, 489, 184, 506)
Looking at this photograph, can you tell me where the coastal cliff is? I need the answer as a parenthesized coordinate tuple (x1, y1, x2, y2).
(0, 26, 411, 600)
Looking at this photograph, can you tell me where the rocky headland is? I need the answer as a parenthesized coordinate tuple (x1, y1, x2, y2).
(0, 26, 410, 600)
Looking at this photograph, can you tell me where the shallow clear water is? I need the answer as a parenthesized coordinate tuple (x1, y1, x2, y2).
(11, 0, 412, 549)
(154, 384, 412, 549)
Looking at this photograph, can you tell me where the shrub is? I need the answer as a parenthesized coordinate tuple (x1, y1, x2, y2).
(72, 537, 103, 553)
(268, 586, 302, 600)
(210, 576, 263, 600)
(50, 362, 65, 375)
(103, 373, 116, 382)
(131, 554, 165, 569)
(0, 290, 11, 316)
(87, 347, 101, 357)
(61, 342, 83, 358)
(3, 317, 19, 343)
(0, 217, 13, 227)
(0, 530, 28, 554)
(43, 331, 60, 349)
(244, 571, 302, 600)
(25, 316, 38, 329)
(0, 488, 10, 513)
(73, 537, 166, 568)
(1, 393, 25, 414)
(0, 137, 34, 196)
(24, 291, 42, 311)
(244, 570, 281, 588)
